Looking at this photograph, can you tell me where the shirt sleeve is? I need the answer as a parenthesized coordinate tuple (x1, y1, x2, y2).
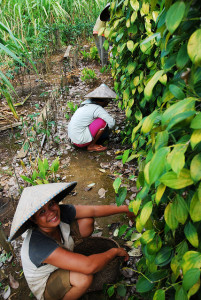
(93, 106, 115, 129)
(29, 230, 59, 267)
(60, 204, 76, 224)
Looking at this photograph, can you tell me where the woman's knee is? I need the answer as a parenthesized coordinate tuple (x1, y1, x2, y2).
(70, 272, 93, 289)
(77, 217, 94, 237)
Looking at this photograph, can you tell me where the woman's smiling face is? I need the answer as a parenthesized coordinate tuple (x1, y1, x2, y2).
(32, 200, 61, 232)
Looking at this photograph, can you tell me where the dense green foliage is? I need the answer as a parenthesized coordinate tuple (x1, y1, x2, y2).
(105, 0, 201, 298)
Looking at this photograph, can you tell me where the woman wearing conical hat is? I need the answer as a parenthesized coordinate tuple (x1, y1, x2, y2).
(68, 83, 116, 152)
(9, 182, 135, 300)
(93, 3, 110, 66)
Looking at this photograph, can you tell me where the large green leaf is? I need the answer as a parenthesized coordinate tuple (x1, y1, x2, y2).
(149, 147, 170, 185)
(164, 202, 178, 230)
(183, 268, 200, 291)
(144, 70, 164, 99)
(190, 153, 201, 182)
(176, 43, 189, 69)
(161, 97, 196, 125)
(190, 113, 201, 129)
(169, 84, 185, 100)
(136, 276, 155, 293)
(173, 195, 188, 225)
(175, 286, 188, 300)
(166, 2, 186, 34)
(155, 246, 173, 266)
(190, 192, 201, 222)
(155, 130, 169, 151)
(166, 111, 196, 131)
(167, 144, 188, 175)
(184, 222, 199, 248)
(160, 169, 194, 189)
(187, 29, 201, 66)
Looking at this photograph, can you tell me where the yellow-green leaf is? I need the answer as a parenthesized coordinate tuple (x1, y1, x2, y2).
(190, 153, 201, 182)
(130, 0, 139, 11)
(141, 110, 159, 133)
(164, 202, 178, 230)
(127, 40, 135, 52)
(129, 199, 141, 215)
(161, 97, 196, 125)
(131, 11, 138, 23)
(190, 192, 201, 222)
(155, 183, 166, 205)
(144, 70, 164, 100)
(188, 278, 200, 298)
(173, 195, 188, 225)
(140, 229, 155, 244)
(187, 29, 201, 66)
(182, 251, 201, 275)
(167, 144, 188, 175)
(140, 201, 153, 226)
(153, 289, 165, 300)
(184, 222, 199, 248)
(190, 129, 201, 149)
(160, 169, 194, 189)
(166, 2, 185, 34)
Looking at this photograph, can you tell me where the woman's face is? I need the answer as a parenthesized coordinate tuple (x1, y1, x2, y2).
(32, 200, 60, 232)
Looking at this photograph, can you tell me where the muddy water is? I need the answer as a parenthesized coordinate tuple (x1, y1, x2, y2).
(61, 148, 125, 236)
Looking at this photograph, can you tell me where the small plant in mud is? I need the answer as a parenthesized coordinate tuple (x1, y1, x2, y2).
(80, 50, 90, 61)
(81, 68, 97, 83)
(20, 157, 60, 185)
(89, 46, 99, 61)
(65, 101, 78, 120)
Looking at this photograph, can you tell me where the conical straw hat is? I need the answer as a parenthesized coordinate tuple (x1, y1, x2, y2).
(85, 84, 117, 99)
(8, 182, 77, 241)
(100, 3, 110, 21)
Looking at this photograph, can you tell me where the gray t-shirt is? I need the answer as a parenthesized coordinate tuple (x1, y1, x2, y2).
(21, 204, 76, 300)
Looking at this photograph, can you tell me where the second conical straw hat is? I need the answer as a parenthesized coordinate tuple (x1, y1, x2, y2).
(85, 83, 117, 99)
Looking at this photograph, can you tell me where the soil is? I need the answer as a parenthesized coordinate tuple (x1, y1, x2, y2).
(0, 41, 137, 300)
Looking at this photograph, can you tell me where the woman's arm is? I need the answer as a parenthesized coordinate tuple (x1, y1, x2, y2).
(75, 204, 134, 220)
(43, 246, 128, 275)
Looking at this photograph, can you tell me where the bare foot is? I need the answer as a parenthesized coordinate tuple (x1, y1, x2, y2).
(87, 144, 107, 152)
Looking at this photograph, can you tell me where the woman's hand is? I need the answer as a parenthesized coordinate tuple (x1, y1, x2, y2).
(116, 247, 129, 261)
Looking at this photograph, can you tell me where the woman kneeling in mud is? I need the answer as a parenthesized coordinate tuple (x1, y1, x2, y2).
(9, 182, 134, 300)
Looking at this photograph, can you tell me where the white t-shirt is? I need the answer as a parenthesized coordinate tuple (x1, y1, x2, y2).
(68, 100, 115, 145)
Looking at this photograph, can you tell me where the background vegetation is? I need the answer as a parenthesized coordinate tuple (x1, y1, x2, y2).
(0, 0, 107, 116)
(105, 0, 201, 299)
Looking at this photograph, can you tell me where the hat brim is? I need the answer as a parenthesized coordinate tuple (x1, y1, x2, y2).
(8, 182, 77, 241)
(100, 4, 110, 21)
